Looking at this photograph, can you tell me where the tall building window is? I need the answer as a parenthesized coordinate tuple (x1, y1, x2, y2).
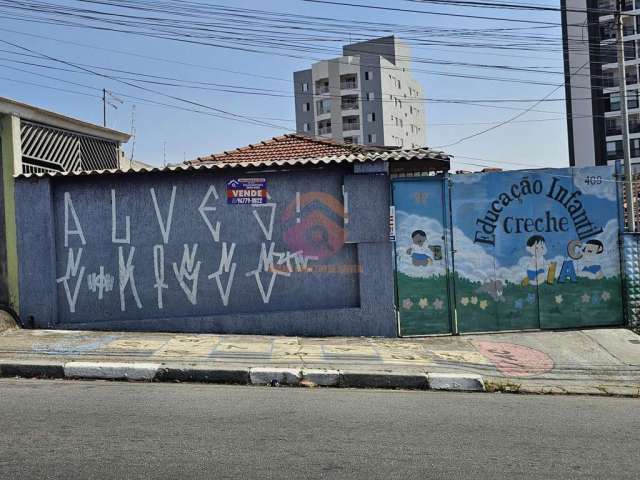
(367, 113, 376, 122)
(365, 71, 373, 81)
(367, 133, 376, 144)
(302, 82, 309, 92)
(302, 102, 311, 112)
(303, 122, 311, 132)
(366, 92, 375, 101)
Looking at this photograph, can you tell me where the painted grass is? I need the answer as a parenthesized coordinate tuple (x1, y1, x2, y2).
(397, 272, 624, 335)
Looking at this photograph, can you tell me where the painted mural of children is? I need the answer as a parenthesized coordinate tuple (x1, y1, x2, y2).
(406, 230, 433, 267)
(525, 235, 547, 286)
(578, 240, 604, 280)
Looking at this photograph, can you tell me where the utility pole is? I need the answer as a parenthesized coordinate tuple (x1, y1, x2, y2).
(616, 0, 636, 231)
(102, 88, 107, 127)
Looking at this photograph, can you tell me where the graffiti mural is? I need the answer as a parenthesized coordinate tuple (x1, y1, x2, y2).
(48, 172, 359, 324)
(451, 166, 624, 333)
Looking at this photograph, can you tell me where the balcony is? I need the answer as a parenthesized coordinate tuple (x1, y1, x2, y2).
(317, 120, 332, 135)
(606, 125, 622, 136)
(341, 95, 359, 111)
(342, 117, 360, 131)
(315, 79, 330, 95)
(340, 73, 358, 90)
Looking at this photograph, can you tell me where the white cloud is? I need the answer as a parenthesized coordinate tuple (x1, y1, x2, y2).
(395, 211, 447, 279)
(453, 218, 621, 284)
(568, 166, 618, 202)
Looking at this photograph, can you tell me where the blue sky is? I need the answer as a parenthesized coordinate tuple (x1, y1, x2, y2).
(0, 0, 569, 170)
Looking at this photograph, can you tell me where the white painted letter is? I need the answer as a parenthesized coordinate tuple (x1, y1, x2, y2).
(111, 189, 131, 244)
(64, 192, 86, 247)
(118, 246, 142, 311)
(150, 186, 177, 244)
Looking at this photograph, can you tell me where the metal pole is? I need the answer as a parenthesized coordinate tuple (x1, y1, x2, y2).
(617, 0, 636, 231)
(102, 88, 107, 127)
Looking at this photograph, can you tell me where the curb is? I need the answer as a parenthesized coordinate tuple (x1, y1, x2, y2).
(0, 360, 65, 379)
(0, 360, 489, 392)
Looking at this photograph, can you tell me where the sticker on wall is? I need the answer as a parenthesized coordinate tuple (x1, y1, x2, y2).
(389, 206, 396, 242)
(226, 178, 267, 205)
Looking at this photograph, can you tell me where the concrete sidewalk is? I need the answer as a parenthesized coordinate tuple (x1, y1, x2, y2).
(0, 319, 638, 396)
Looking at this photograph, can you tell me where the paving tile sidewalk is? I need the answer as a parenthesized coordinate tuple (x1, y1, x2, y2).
(0, 323, 638, 396)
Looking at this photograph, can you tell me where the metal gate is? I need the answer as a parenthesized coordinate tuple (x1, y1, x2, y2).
(393, 166, 625, 336)
(393, 178, 453, 336)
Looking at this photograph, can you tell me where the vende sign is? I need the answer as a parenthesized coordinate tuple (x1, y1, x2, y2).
(226, 178, 268, 205)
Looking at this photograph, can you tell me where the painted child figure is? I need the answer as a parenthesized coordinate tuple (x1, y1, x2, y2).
(406, 230, 432, 267)
(525, 235, 547, 286)
(578, 239, 604, 280)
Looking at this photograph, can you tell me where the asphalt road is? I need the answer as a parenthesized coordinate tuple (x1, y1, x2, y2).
(0, 379, 638, 480)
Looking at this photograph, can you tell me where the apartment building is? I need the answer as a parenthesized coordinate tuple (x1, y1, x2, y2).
(562, 0, 640, 166)
(293, 36, 426, 148)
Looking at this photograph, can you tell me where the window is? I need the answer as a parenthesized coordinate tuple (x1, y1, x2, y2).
(301, 82, 309, 92)
(316, 99, 331, 114)
(317, 119, 331, 135)
(302, 102, 310, 112)
(344, 136, 359, 144)
(367, 112, 376, 122)
(303, 122, 311, 132)
(632, 138, 640, 158)
(606, 140, 622, 160)
(605, 117, 621, 136)
(366, 92, 375, 101)
(340, 74, 358, 90)
(367, 133, 376, 144)
(365, 71, 373, 81)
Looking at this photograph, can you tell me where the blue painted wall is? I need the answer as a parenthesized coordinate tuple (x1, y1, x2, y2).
(15, 166, 396, 336)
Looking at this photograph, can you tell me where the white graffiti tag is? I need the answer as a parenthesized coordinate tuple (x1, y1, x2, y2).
(56, 248, 86, 313)
(208, 242, 237, 306)
(63, 192, 86, 247)
(153, 245, 169, 309)
(111, 189, 131, 244)
(87, 266, 115, 300)
(245, 243, 316, 304)
(199, 185, 221, 242)
(172, 243, 202, 305)
(118, 246, 142, 311)
(150, 186, 177, 244)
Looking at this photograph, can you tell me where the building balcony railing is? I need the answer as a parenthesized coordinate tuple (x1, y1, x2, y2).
(343, 123, 360, 131)
(341, 102, 359, 111)
(340, 81, 357, 90)
(607, 127, 622, 136)
(316, 85, 330, 94)
(318, 126, 332, 135)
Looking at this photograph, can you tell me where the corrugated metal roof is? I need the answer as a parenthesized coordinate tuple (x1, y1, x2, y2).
(15, 148, 450, 179)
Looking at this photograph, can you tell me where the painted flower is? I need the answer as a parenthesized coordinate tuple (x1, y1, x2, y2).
(402, 298, 414, 310)
(470, 296, 478, 305)
(418, 298, 429, 309)
(433, 298, 444, 310)
(527, 293, 536, 305)
(514, 299, 524, 310)
(581, 293, 591, 304)
(479, 300, 489, 310)
(554, 295, 563, 304)
(601, 291, 611, 301)
(460, 297, 469, 306)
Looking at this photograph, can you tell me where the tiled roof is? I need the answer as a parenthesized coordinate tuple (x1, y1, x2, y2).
(15, 134, 451, 179)
(188, 134, 371, 165)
